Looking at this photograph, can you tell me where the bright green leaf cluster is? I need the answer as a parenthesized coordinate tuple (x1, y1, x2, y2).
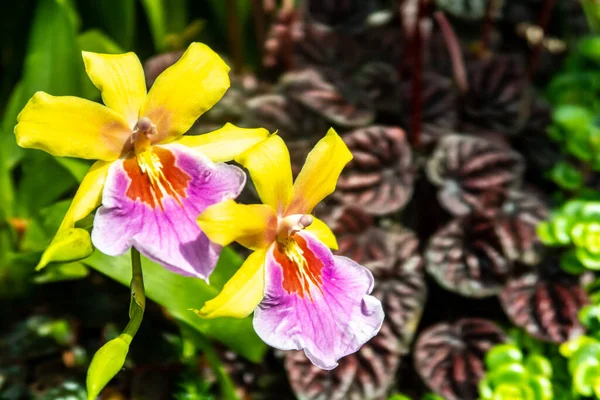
(537, 200, 600, 270)
(560, 336, 600, 398)
(479, 344, 553, 400)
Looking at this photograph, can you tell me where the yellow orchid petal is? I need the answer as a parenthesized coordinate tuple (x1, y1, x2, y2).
(173, 123, 269, 162)
(58, 160, 112, 230)
(15, 92, 131, 160)
(286, 128, 352, 215)
(140, 43, 230, 143)
(305, 217, 338, 250)
(197, 199, 277, 250)
(235, 135, 293, 214)
(37, 160, 111, 271)
(193, 249, 266, 319)
(82, 51, 147, 127)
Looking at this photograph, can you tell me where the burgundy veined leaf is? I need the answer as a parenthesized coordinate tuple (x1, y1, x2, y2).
(414, 318, 507, 400)
(462, 55, 527, 135)
(328, 206, 427, 350)
(354, 22, 405, 66)
(280, 68, 375, 127)
(352, 62, 402, 116)
(500, 269, 589, 343)
(493, 189, 549, 266)
(426, 134, 525, 216)
(244, 93, 330, 140)
(426, 214, 511, 298)
(335, 126, 415, 215)
(285, 319, 402, 400)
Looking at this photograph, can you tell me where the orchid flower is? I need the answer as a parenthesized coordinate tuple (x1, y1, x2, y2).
(195, 129, 384, 370)
(15, 43, 268, 279)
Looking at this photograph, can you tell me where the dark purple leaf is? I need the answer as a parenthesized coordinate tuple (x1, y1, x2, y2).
(425, 214, 511, 297)
(500, 270, 589, 343)
(285, 320, 401, 400)
(414, 318, 507, 400)
(335, 126, 415, 215)
(426, 134, 525, 216)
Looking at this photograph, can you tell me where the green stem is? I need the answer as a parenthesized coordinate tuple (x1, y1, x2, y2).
(122, 248, 145, 344)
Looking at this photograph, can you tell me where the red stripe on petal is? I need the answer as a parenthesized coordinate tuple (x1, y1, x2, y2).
(123, 147, 191, 209)
(274, 234, 324, 299)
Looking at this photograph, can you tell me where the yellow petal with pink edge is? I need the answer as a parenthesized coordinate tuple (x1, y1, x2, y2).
(140, 43, 230, 143)
(193, 249, 267, 319)
(197, 199, 277, 250)
(235, 134, 293, 214)
(304, 217, 338, 250)
(15, 92, 131, 160)
(82, 51, 147, 127)
(173, 123, 270, 162)
(286, 128, 352, 215)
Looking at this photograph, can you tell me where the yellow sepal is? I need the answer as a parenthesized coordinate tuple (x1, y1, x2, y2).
(174, 123, 270, 162)
(193, 249, 267, 319)
(286, 128, 352, 215)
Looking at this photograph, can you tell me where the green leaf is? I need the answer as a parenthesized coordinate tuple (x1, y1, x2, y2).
(489, 363, 527, 386)
(22, 0, 84, 98)
(573, 359, 600, 396)
(580, 37, 600, 63)
(485, 344, 523, 370)
(78, 30, 124, 54)
(526, 376, 553, 400)
(549, 161, 584, 190)
(560, 250, 587, 275)
(140, 0, 188, 51)
(33, 261, 89, 284)
(16, 151, 77, 215)
(525, 355, 552, 378)
(86, 335, 130, 400)
(82, 248, 267, 362)
(76, 0, 135, 50)
(37, 228, 94, 271)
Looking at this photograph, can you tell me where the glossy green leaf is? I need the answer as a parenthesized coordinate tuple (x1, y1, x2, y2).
(580, 37, 600, 63)
(573, 359, 600, 396)
(524, 355, 552, 378)
(486, 344, 524, 370)
(526, 376, 553, 400)
(78, 30, 124, 54)
(560, 250, 587, 275)
(37, 228, 94, 271)
(86, 335, 130, 400)
(489, 363, 527, 386)
(82, 248, 267, 362)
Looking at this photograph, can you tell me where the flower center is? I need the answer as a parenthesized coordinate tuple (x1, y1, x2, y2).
(276, 214, 313, 241)
(275, 234, 324, 299)
(131, 116, 157, 155)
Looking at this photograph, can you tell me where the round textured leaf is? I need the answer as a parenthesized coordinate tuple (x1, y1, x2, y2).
(485, 344, 523, 370)
(335, 126, 415, 215)
(462, 56, 526, 135)
(500, 271, 589, 343)
(426, 214, 511, 297)
(280, 68, 374, 127)
(285, 319, 402, 400)
(414, 318, 507, 400)
(493, 190, 549, 266)
(426, 134, 525, 216)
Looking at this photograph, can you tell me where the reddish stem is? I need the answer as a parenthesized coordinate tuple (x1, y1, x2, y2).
(434, 11, 468, 94)
(409, 0, 428, 150)
(226, 0, 244, 74)
(527, 0, 557, 80)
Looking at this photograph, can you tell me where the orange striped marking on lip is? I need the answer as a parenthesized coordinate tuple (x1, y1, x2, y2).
(274, 234, 324, 299)
(123, 147, 191, 210)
